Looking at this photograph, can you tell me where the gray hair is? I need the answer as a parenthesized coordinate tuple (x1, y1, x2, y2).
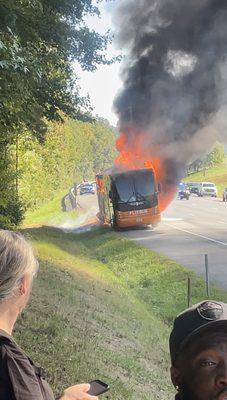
(0, 230, 38, 302)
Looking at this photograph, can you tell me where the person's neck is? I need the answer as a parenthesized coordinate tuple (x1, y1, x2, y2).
(0, 301, 18, 336)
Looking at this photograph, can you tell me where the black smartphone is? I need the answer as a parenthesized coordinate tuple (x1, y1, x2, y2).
(88, 380, 109, 396)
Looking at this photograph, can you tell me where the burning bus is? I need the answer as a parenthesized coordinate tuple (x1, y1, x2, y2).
(96, 167, 161, 229)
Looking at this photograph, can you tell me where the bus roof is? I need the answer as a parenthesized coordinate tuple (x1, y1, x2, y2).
(96, 167, 154, 179)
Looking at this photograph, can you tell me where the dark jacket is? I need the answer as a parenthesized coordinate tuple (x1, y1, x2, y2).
(0, 329, 55, 400)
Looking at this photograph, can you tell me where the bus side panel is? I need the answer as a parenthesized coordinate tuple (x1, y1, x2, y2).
(103, 175, 113, 225)
(96, 175, 113, 226)
(96, 176, 106, 224)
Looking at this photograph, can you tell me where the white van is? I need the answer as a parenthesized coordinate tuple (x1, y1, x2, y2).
(198, 182, 218, 197)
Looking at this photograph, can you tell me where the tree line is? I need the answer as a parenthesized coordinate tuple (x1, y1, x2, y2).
(18, 117, 116, 212)
(0, 0, 117, 228)
(186, 142, 225, 175)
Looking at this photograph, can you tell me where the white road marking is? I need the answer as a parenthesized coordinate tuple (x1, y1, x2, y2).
(169, 225, 227, 247)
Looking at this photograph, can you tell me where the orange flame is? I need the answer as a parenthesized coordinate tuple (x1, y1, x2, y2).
(115, 131, 177, 212)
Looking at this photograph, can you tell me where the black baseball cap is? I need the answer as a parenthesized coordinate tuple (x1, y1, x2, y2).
(169, 300, 227, 365)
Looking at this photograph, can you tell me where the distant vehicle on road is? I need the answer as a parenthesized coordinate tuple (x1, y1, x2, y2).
(80, 183, 95, 195)
(90, 181, 96, 190)
(198, 182, 218, 197)
(223, 188, 227, 202)
(187, 182, 200, 195)
(178, 183, 190, 200)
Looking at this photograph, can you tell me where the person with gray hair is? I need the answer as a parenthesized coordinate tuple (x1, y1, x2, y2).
(0, 230, 98, 400)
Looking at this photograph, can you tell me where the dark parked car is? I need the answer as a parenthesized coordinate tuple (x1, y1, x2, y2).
(187, 182, 200, 195)
(223, 188, 227, 202)
(80, 183, 95, 195)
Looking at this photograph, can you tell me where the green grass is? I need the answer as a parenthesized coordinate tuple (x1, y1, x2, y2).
(24, 190, 82, 227)
(16, 226, 227, 399)
(184, 156, 227, 196)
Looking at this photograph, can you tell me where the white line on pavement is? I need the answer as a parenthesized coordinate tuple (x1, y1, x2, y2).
(217, 221, 227, 225)
(169, 225, 227, 247)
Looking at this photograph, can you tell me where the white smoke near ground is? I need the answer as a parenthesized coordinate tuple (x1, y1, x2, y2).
(57, 202, 98, 233)
(50, 204, 99, 233)
(58, 210, 98, 232)
(113, 0, 227, 181)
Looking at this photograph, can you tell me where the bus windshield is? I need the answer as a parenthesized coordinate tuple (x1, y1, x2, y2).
(113, 170, 155, 204)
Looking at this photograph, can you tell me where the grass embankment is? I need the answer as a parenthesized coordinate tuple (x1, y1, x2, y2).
(24, 190, 81, 227)
(184, 156, 227, 195)
(17, 226, 227, 400)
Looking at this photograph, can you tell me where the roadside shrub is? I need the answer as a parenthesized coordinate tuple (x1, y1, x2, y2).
(0, 196, 24, 229)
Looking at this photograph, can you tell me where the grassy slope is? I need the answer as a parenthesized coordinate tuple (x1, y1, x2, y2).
(24, 190, 82, 227)
(184, 156, 227, 196)
(18, 227, 173, 400)
(16, 225, 227, 400)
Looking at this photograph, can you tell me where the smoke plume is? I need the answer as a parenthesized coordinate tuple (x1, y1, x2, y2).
(113, 0, 227, 184)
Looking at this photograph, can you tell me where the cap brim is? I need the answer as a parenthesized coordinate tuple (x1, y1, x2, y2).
(177, 319, 227, 358)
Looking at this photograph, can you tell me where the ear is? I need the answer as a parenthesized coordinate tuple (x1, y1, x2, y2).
(19, 274, 30, 296)
(171, 366, 182, 388)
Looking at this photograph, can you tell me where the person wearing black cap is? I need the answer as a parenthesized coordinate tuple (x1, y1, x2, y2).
(169, 300, 227, 400)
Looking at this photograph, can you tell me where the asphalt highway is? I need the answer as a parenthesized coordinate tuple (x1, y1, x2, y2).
(123, 195, 227, 289)
(77, 192, 227, 289)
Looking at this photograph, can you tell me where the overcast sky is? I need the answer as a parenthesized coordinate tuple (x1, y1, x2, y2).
(77, 1, 122, 126)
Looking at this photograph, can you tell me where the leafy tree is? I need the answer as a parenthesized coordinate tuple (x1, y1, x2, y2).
(186, 142, 225, 175)
(91, 118, 117, 173)
(206, 142, 225, 166)
(18, 117, 116, 211)
(0, 152, 23, 228)
(0, 0, 111, 139)
(0, 0, 113, 227)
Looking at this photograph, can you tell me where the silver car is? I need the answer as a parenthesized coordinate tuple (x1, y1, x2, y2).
(198, 182, 218, 197)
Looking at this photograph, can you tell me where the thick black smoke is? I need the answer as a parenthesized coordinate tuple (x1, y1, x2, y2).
(114, 0, 227, 173)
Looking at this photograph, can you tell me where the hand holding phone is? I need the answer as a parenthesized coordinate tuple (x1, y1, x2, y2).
(88, 380, 109, 396)
(60, 383, 101, 400)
